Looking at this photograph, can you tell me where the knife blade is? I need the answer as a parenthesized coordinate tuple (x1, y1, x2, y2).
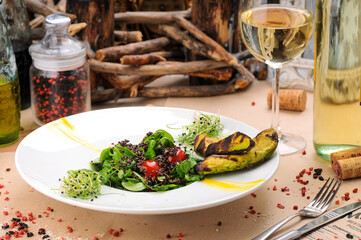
(274, 201, 361, 240)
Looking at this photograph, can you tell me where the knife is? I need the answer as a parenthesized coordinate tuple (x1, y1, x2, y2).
(274, 201, 361, 240)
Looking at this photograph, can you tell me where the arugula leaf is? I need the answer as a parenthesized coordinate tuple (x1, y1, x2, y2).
(122, 180, 146, 191)
(144, 139, 157, 160)
(100, 147, 111, 161)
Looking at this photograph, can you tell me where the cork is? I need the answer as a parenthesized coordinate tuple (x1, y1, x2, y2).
(267, 89, 306, 111)
(330, 146, 361, 171)
(334, 156, 361, 180)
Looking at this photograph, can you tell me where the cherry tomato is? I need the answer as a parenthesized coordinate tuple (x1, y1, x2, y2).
(167, 148, 187, 163)
(141, 160, 161, 178)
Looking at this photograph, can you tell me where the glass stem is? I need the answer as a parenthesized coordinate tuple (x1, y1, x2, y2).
(271, 67, 283, 139)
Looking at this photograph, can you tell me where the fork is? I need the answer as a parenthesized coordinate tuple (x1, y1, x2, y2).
(252, 177, 342, 240)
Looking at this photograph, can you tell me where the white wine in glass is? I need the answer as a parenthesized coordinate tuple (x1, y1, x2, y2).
(240, 5, 314, 155)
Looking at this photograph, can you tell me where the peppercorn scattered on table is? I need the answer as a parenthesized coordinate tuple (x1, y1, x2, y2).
(1, 80, 361, 240)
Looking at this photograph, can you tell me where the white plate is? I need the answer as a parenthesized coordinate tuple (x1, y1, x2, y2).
(15, 107, 279, 215)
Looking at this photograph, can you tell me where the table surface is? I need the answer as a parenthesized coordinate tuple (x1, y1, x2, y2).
(1, 79, 359, 240)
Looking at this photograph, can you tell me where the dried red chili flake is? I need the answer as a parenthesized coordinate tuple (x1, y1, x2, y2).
(251, 193, 257, 198)
(93, 238, 99, 240)
(244, 214, 249, 218)
(293, 205, 298, 210)
(113, 231, 120, 237)
(166, 233, 172, 238)
(21, 217, 27, 221)
(251, 101, 255, 106)
(302, 150, 306, 155)
(249, 209, 256, 214)
(335, 200, 340, 205)
(57, 219, 63, 222)
(4, 191, 9, 195)
(46, 207, 51, 211)
(281, 186, 289, 192)
(353, 188, 358, 193)
(66, 225, 74, 233)
(15, 211, 22, 217)
(3, 211, 8, 215)
(178, 232, 185, 237)
(277, 203, 285, 209)
(4, 197, 9, 201)
(273, 185, 277, 191)
(301, 187, 306, 196)
(0, 184, 4, 188)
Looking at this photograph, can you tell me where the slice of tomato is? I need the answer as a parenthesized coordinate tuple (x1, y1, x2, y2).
(141, 160, 161, 178)
(167, 148, 186, 164)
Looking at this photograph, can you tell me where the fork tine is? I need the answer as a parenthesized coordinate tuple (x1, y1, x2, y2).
(319, 179, 342, 210)
(314, 178, 335, 208)
(308, 177, 331, 206)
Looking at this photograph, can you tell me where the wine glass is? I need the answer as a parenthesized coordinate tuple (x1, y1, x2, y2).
(239, 4, 314, 155)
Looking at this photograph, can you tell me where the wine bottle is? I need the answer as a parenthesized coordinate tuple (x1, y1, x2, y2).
(313, 0, 361, 160)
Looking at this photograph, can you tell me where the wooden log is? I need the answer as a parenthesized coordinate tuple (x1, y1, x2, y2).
(55, 0, 67, 12)
(91, 89, 120, 103)
(101, 73, 157, 90)
(191, 0, 231, 46)
(120, 53, 166, 65)
(25, 0, 76, 21)
(173, 13, 255, 85)
(120, 51, 182, 65)
(98, 0, 114, 49)
(66, 0, 100, 50)
(31, 28, 46, 40)
(114, 9, 191, 24)
(91, 82, 242, 103)
(187, 68, 233, 81)
(114, 30, 143, 43)
(29, 15, 44, 29)
(256, 62, 268, 80)
(46, 0, 55, 8)
(31, 23, 88, 39)
(96, 37, 171, 62)
(158, 24, 222, 62)
(68, 23, 87, 36)
(244, 58, 268, 80)
(89, 59, 230, 75)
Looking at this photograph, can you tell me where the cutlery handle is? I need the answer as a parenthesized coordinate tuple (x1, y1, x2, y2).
(273, 230, 302, 240)
(251, 213, 300, 240)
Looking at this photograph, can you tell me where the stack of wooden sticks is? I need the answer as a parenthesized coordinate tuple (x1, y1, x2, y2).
(25, 0, 268, 103)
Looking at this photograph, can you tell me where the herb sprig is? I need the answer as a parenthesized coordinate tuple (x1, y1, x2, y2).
(60, 169, 102, 200)
(177, 111, 224, 146)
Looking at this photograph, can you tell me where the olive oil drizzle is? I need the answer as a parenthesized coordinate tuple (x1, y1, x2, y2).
(46, 118, 102, 153)
(202, 178, 264, 192)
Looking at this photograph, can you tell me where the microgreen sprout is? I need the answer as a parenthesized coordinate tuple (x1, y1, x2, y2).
(60, 169, 102, 200)
(177, 111, 224, 145)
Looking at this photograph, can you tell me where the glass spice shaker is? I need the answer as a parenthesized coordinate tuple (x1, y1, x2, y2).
(29, 14, 90, 125)
(0, 13, 20, 147)
(0, 0, 32, 110)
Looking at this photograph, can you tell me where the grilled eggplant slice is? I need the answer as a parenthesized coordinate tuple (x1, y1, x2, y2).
(195, 128, 278, 175)
(194, 132, 254, 157)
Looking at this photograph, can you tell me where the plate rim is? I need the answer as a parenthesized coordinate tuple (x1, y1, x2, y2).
(15, 106, 280, 215)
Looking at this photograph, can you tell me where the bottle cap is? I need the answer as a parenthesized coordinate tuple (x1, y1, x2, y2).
(29, 14, 86, 71)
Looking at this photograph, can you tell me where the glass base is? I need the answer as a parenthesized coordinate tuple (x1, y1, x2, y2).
(278, 132, 306, 155)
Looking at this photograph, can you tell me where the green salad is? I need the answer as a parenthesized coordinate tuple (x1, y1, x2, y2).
(60, 112, 224, 200)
